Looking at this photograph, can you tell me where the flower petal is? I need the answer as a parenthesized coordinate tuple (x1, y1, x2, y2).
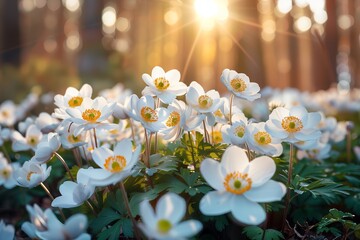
(200, 158, 224, 191)
(231, 196, 266, 225)
(92, 147, 113, 169)
(244, 180, 286, 203)
(247, 156, 275, 187)
(139, 200, 157, 230)
(64, 214, 88, 238)
(220, 145, 249, 174)
(199, 191, 233, 216)
(169, 220, 202, 238)
(156, 192, 185, 224)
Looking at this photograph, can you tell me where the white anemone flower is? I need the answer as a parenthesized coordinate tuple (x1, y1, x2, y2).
(11, 124, 43, 152)
(0, 100, 17, 127)
(53, 83, 93, 120)
(14, 161, 51, 188)
(79, 138, 140, 186)
(246, 122, 283, 157)
(21, 204, 49, 238)
(222, 113, 248, 146)
(160, 100, 204, 141)
(132, 95, 169, 133)
(52, 170, 95, 208)
(200, 146, 286, 225)
(0, 220, 15, 240)
(214, 97, 243, 124)
(0, 153, 20, 189)
(32, 133, 61, 164)
(66, 96, 116, 136)
(220, 69, 261, 101)
(142, 66, 187, 104)
(139, 192, 202, 239)
(297, 142, 331, 161)
(58, 122, 87, 149)
(36, 212, 90, 240)
(186, 81, 222, 126)
(265, 106, 321, 144)
(0, 126, 11, 147)
(18, 117, 34, 134)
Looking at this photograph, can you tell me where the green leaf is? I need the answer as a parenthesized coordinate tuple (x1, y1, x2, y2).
(149, 154, 178, 172)
(90, 208, 122, 234)
(264, 229, 284, 240)
(97, 220, 122, 240)
(119, 218, 134, 238)
(242, 226, 263, 240)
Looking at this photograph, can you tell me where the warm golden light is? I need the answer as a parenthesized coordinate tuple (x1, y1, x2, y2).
(276, 0, 292, 15)
(294, 16, 312, 33)
(102, 6, 117, 27)
(194, 0, 228, 30)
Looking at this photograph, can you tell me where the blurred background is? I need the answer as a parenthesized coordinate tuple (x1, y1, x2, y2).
(0, 0, 359, 102)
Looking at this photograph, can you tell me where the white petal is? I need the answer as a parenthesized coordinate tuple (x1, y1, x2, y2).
(114, 139, 132, 164)
(200, 158, 224, 191)
(59, 181, 77, 196)
(78, 168, 112, 181)
(152, 66, 165, 79)
(142, 74, 155, 87)
(247, 156, 276, 187)
(79, 84, 93, 98)
(139, 200, 157, 230)
(244, 180, 286, 203)
(52, 195, 78, 208)
(165, 69, 180, 82)
(158, 92, 176, 104)
(231, 196, 266, 225)
(169, 220, 202, 238)
(64, 214, 88, 238)
(156, 192, 185, 224)
(92, 147, 113, 169)
(199, 191, 233, 215)
(220, 145, 249, 174)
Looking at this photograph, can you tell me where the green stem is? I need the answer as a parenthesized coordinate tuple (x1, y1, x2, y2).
(40, 182, 66, 221)
(188, 131, 197, 170)
(2, 145, 11, 163)
(54, 152, 75, 182)
(119, 181, 141, 240)
(282, 143, 294, 231)
(229, 94, 234, 125)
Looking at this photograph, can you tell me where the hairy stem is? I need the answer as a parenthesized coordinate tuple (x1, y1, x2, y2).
(54, 152, 75, 182)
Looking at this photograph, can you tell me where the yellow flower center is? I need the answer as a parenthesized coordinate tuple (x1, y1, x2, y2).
(212, 131, 223, 144)
(1, 111, 8, 117)
(234, 126, 245, 138)
(166, 111, 181, 127)
(27, 136, 38, 146)
(1, 168, 11, 179)
(157, 219, 172, 234)
(140, 107, 158, 122)
(214, 109, 223, 117)
(281, 116, 303, 133)
(68, 134, 81, 143)
(223, 172, 252, 195)
(254, 131, 271, 145)
(230, 78, 247, 92)
(26, 171, 36, 181)
(82, 109, 101, 122)
(154, 77, 170, 91)
(68, 96, 83, 108)
(103, 155, 126, 173)
(198, 95, 213, 109)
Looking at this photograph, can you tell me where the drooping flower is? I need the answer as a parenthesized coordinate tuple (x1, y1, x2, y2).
(186, 81, 222, 126)
(220, 69, 261, 101)
(142, 66, 187, 104)
(11, 124, 43, 152)
(79, 138, 140, 186)
(53, 83, 93, 120)
(0, 220, 15, 240)
(32, 133, 61, 164)
(52, 170, 95, 208)
(265, 105, 321, 144)
(139, 192, 202, 239)
(246, 122, 283, 157)
(22, 204, 90, 240)
(199, 145, 286, 225)
(0, 153, 19, 189)
(65, 96, 116, 136)
(14, 161, 51, 188)
(297, 141, 331, 161)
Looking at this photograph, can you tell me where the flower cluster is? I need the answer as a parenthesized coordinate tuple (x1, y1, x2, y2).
(0, 66, 358, 239)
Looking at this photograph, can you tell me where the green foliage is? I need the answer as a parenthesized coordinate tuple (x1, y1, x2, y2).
(242, 226, 284, 240)
(90, 190, 134, 239)
(316, 209, 359, 238)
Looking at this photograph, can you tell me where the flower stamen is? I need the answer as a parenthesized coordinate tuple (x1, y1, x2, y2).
(154, 77, 170, 91)
(230, 78, 247, 92)
(281, 116, 303, 133)
(157, 219, 172, 234)
(104, 155, 126, 173)
(198, 95, 213, 109)
(254, 131, 272, 145)
(82, 109, 101, 122)
(140, 107, 158, 122)
(224, 172, 252, 195)
(234, 126, 245, 138)
(166, 111, 181, 127)
(68, 96, 83, 107)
